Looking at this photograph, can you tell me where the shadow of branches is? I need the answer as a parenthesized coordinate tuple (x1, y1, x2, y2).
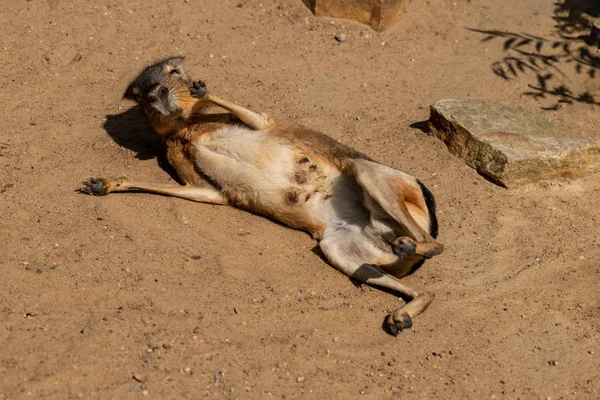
(468, 1, 599, 110)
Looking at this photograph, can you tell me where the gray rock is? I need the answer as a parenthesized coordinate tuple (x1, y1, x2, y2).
(428, 99, 600, 188)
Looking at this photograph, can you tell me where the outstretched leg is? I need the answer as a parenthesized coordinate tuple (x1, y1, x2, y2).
(353, 159, 444, 258)
(79, 177, 227, 205)
(320, 226, 435, 336)
(190, 81, 274, 130)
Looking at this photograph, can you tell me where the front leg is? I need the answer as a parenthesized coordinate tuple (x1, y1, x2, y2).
(79, 177, 227, 205)
(189, 80, 274, 130)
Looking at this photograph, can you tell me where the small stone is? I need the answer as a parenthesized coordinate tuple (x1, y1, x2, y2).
(296, 376, 305, 382)
(214, 371, 222, 381)
(334, 32, 347, 42)
(428, 99, 600, 187)
(332, 337, 339, 343)
(162, 343, 171, 349)
(193, 327, 201, 334)
(132, 373, 147, 383)
(548, 360, 558, 366)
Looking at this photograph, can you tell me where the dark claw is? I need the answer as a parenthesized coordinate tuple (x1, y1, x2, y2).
(190, 80, 207, 98)
(397, 314, 412, 330)
(383, 312, 412, 337)
(387, 323, 399, 337)
(78, 178, 106, 196)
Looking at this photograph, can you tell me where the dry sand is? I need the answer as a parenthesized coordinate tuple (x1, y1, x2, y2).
(1, 0, 599, 398)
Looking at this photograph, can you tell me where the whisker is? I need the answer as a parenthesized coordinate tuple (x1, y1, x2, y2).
(178, 59, 212, 90)
(182, 59, 204, 78)
(176, 99, 198, 106)
(169, 59, 204, 90)
(172, 88, 192, 94)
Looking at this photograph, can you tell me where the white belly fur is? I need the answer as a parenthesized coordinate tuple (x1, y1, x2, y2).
(192, 125, 309, 206)
(190, 125, 382, 236)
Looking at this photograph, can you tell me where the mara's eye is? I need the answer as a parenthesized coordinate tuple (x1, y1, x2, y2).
(148, 95, 158, 103)
(170, 68, 181, 75)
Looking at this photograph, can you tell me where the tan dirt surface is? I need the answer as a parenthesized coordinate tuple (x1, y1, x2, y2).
(1, 0, 599, 399)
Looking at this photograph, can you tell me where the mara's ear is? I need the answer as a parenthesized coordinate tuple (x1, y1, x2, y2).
(166, 56, 185, 68)
(165, 56, 190, 81)
(123, 82, 140, 102)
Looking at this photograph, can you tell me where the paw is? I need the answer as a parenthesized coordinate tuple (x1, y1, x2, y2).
(383, 310, 413, 337)
(79, 178, 109, 196)
(190, 80, 207, 99)
(392, 237, 416, 258)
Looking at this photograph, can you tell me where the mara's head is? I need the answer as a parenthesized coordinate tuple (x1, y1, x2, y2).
(123, 56, 196, 132)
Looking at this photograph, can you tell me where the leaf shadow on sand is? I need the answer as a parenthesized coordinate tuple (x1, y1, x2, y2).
(468, 1, 600, 110)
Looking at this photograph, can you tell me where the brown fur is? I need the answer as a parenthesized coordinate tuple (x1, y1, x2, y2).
(82, 57, 444, 336)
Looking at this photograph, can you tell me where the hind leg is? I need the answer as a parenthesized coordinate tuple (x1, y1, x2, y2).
(79, 177, 227, 204)
(353, 159, 444, 257)
(320, 227, 435, 336)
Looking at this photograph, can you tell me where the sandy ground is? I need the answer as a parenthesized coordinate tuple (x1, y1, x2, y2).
(1, 0, 599, 398)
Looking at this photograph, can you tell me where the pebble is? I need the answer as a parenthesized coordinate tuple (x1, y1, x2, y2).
(548, 360, 558, 366)
(162, 343, 171, 349)
(296, 376, 305, 382)
(193, 327, 201, 334)
(334, 32, 347, 42)
(132, 373, 147, 383)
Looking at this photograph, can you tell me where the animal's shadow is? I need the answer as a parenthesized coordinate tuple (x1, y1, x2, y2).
(103, 105, 181, 183)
